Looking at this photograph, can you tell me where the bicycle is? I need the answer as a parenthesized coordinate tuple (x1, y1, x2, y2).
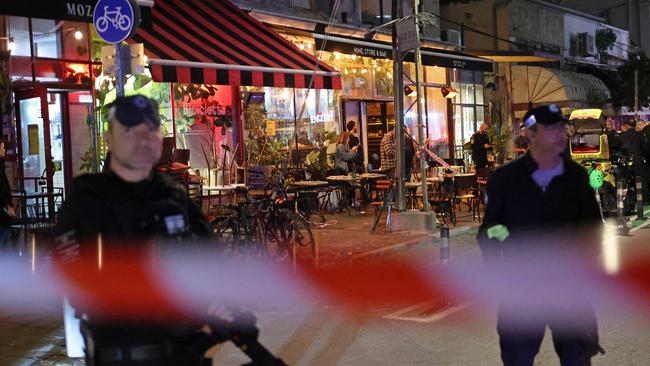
(210, 167, 316, 265)
(211, 186, 266, 260)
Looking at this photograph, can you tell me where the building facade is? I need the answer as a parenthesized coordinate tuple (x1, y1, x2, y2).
(236, 0, 493, 160)
(440, 0, 629, 140)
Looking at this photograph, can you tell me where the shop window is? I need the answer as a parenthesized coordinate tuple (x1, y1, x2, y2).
(30, 19, 89, 60)
(373, 58, 393, 98)
(173, 84, 233, 173)
(33, 59, 90, 83)
(241, 86, 340, 170)
(294, 88, 339, 147)
(424, 87, 449, 158)
(451, 69, 485, 148)
(475, 84, 484, 105)
(31, 18, 58, 58)
(424, 65, 446, 85)
(318, 51, 376, 99)
(460, 84, 475, 104)
(7, 16, 31, 57)
(95, 72, 173, 166)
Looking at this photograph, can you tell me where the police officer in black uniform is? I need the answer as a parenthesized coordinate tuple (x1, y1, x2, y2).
(53, 95, 213, 365)
(478, 105, 604, 366)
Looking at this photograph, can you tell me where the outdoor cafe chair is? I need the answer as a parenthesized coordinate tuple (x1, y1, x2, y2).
(428, 176, 456, 226)
(453, 174, 481, 221)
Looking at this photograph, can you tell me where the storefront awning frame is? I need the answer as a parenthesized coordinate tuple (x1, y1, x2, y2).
(133, 0, 341, 89)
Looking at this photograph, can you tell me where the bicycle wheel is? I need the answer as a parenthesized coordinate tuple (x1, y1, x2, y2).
(259, 212, 291, 262)
(282, 210, 316, 265)
(212, 217, 239, 255)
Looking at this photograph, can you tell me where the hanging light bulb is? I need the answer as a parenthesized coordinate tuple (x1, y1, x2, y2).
(74, 30, 83, 40)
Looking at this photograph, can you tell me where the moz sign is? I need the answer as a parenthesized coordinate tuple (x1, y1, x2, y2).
(66, 2, 94, 18)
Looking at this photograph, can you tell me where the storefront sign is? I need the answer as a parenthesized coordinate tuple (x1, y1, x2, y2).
(317, 38, 392, 60)
(396, 17, 419, 53)
(309, 112, 334, 124)
(180, 102, 224, 117)
(569, 109, 603, 120)
(0, 0, 144, 23)
(315, 36, 492, 72)
(352, 46, 390, 58)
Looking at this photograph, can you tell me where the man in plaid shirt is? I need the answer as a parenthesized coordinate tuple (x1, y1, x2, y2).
(380, 125, 396, 178)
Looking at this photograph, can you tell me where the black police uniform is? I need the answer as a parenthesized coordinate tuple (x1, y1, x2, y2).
(471, 131, 490, 168)
(53, 95, 213, 366)
(477, 105, 603, 366)
(53, 170, 212, 366)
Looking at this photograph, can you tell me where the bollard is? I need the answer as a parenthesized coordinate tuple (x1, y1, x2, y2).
(594, 189, 605, 222)
(616, 180, 624, 218)
(440, 225, 450, 265)
(636, 176, 646, 220)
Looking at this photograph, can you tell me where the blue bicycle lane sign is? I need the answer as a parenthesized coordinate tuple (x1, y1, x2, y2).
(93, 0, 140, 43)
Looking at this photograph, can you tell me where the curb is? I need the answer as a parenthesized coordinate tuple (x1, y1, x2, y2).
(350, 226, 478, 261)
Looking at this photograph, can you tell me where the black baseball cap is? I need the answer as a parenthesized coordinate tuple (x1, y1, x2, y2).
(106, 95, 161, 128)
(523, 104, 568, 128)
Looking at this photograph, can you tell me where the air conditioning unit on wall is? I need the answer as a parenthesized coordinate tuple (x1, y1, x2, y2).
(577, 32, 595, 56)
(441, 29, 462, 45)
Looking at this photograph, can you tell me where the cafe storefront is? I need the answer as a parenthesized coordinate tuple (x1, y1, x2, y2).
(277, 32, 493, 165)
(0, 0, 134, 196)
(1, 0, 342, 195)
(121, 0, 342, 183)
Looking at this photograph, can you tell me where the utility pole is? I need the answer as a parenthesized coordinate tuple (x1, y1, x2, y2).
(392, 0, 406, 211)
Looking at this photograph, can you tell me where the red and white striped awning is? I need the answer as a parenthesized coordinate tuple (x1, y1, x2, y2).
(131, 0, 341, 89)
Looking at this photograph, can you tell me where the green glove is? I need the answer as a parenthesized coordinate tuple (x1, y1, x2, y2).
(487, 224, 510, 242)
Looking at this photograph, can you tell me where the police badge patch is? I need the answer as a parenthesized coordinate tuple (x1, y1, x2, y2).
(164, 214, 186, 235)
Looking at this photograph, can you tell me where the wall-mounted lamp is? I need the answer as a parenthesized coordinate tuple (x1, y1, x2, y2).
(74, 30, 83, 40)
(441, 86, 458, 99)
(0, 37, 16, 53)
(404, 85, 417, 97)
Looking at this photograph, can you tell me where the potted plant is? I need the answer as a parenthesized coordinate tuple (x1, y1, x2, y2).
(488, 124, 512, 165)
(304, 131, 337, 180)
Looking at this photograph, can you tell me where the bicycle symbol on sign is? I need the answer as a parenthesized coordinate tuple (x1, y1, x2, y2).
(95, 6, 132, 33)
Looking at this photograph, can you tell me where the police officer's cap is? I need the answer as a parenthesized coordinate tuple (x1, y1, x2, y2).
(523, 104, 567, 129)
(106, 95, 161, 128)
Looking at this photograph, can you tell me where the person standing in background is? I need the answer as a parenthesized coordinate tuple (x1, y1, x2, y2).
(471, 123, 491, 169)
(0, 141, 14, 248)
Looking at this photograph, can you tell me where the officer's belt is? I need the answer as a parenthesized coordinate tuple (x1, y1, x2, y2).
(98, 343, 172, 363)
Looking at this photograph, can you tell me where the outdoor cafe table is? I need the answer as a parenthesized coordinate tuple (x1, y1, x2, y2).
(201, 184, 246, 206)
(357, 173, 386, 179)
(325, 175, 360, 182)
(289, 180, 329, 188)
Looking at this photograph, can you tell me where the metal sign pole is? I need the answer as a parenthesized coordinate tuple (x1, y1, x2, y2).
(115, 44, 125, 97)
(414, 0, 429, 211)
(392, 0, 405, 211)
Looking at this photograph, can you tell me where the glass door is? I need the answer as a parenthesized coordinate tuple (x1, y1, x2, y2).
(15, 88, 52, 194)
